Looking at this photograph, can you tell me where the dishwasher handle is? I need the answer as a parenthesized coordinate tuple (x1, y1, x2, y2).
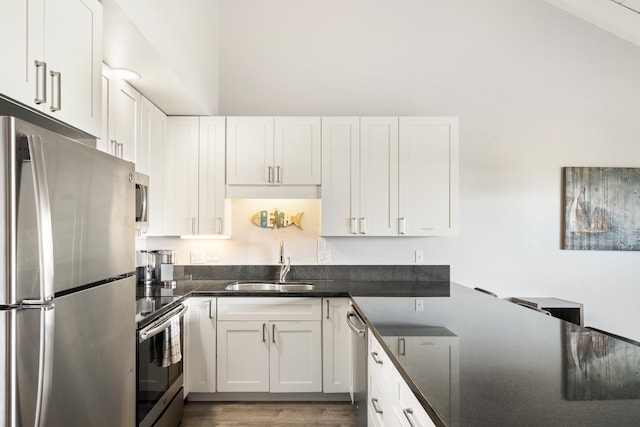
(346, 309, 366, 337)
(139, 304, 188, 342)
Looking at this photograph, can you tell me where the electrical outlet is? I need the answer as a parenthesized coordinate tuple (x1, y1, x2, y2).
(190, 250, 204, 264)
(318, 249, 332, 264)
(415, 250, 424, 264)
(415, 298, 424, 312)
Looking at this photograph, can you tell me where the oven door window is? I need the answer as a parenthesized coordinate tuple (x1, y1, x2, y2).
(137, 317, 183, 425)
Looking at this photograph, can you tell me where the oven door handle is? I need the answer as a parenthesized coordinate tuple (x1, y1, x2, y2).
(138, 304, 188, 342)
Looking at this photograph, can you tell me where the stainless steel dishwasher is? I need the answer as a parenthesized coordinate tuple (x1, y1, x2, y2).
(346, 304, 368, 427)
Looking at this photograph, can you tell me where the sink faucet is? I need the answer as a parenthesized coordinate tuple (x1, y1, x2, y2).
(279, 240, 291, 282)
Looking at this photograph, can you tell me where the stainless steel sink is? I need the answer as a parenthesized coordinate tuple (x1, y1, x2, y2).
(225, 282, 315, 292)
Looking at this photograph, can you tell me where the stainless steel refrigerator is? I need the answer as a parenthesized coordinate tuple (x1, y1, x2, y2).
(0, 116, 136, 426)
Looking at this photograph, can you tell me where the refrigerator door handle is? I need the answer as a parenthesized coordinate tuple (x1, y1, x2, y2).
(22, 135, 55, 303)
(17, 303, 55, 426)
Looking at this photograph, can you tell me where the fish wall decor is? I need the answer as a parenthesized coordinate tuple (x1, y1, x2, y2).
(251, 209, 303, 229)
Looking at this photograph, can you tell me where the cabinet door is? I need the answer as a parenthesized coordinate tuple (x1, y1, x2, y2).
(147, 107, 167, 235)
(321, 117, 360, 236)
(45, 0, 102, 136)
(109, 80, 140, 163)
(0, 0, 43, 106)
(275, 117, 321, 185)
(185, 297, 216, 394)
(138, 96, 155, 175)
(226, 117, 274, 185)
(398, 117, 459, 236)
(322, 298, 352, 393)
(217, 321, 270, 392)
(199, 117, 229, 235)
(360, 117, 399, 236)
(164, 117, 199, 235)
(269, 321, 322, 393)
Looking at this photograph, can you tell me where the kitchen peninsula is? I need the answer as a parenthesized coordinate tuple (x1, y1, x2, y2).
(147, 265, 640, 427)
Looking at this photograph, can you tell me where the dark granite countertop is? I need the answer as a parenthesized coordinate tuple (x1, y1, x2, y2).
(353, 283, 640, 427)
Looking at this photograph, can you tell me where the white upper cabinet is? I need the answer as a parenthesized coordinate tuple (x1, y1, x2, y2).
(321, 117, 360, 236)
(0, 0, 43, 106)
(398, 117, 459, 236)
(321, 116, 458, 237)
(0, 0, 102, 136)
(199, 117, 230, 235)
(359, 117, 399, 236)
(159, 116, 229, 236)
(321, 117, 399, 236)
(163, 117, 200, 236)
(138, 96, 155, 175)
(147, 105, 167, 235)
(226, 116, 321, 186)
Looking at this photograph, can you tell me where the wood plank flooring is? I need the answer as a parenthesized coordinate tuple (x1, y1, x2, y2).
(181, 401, 357, 427)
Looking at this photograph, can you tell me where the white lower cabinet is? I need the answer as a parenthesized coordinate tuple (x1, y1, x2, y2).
(216, 297, 322, 393)
(322, 298, 352, 393)
(369, 332, 436, 427)
(184, 297, 217, 395)
(217, 320, 270, 392)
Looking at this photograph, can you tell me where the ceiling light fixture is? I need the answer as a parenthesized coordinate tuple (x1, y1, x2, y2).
(111, 68, 141, 80)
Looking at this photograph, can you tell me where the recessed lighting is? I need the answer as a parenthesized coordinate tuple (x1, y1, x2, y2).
(111, 68, 141, 80)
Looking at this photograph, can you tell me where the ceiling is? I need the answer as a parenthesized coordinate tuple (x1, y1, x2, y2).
(101, 0, 640, 116)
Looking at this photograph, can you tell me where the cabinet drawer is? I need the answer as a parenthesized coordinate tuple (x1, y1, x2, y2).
(397, 377, 436, 427)
(369, 333, 396, 389)
(217, 297, 321, 321)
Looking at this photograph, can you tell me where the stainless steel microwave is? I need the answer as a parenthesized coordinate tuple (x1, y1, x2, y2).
(135, 172, 149, 232)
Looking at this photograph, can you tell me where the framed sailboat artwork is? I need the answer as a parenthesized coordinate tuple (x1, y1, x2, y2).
(562, 167, 640, 251)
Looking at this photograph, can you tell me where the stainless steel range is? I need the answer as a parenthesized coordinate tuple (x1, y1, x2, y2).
(135, 251, 186, 427)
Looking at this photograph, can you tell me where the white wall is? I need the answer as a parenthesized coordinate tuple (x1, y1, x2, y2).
(150, 0, 640, 341)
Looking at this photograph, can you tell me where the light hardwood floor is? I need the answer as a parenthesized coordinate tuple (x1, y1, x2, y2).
(181, 401, 357, 427)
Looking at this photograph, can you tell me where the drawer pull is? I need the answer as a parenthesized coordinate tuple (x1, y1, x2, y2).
(371, 398, 383, 414)
(371, 351, 383, 365)
(403, 408, 417, 427)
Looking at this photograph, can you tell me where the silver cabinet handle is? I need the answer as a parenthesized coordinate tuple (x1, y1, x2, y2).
(399, 337, 406, 356)
(399, 217, 406, 235)
(267, 166, 274, 183)
(208, 300, 214, 319)
(403, 408, 417, 427)
(371, 398, 383, 414)
(49, 70, 61, 112)
(326, 300, 330, 319)
(34, 60, 47, 104)
(110, 140, 118, 156)
(272, 323, 276, 343)
(190, 217, 196, 234)
(350, 217, 358, 234)
(371, 351, 383, 365)
(276, 166, 282, 183)
(115, 142, 124, 159)
(359, 217, 367, 234)
(262, 323, 266, 342)
(216, 216, 223, 234)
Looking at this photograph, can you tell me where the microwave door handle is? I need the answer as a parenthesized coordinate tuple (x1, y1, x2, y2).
(22, 135, 55, 303)
(140, 184, 148, 224)
(139, 305, 188, 342)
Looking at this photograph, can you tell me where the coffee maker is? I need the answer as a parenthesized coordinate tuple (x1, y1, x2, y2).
(136, 249, 176, 287)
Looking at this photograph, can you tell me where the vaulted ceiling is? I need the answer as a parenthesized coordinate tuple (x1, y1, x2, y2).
(101, 0, 640, 116)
